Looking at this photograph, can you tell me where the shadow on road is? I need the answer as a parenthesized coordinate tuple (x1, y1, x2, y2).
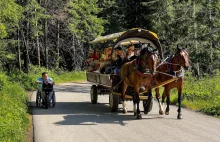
(32, 82, 166, 126)
(32, 101, 164, 126)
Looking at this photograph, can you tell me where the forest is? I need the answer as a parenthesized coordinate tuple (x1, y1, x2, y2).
(0, 0, 219, 75)
(0, 0, 220, 141)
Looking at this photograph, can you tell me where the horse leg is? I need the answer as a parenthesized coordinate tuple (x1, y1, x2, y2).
(155, 88, 164, 115)
(161, 91, 166, 111)
(163, 88, 170, 115)
(177, 88, 183, 119)
(133, 95, 137, 116)
(165, 95, 170, 115)
(121, 82, 127, 114)
(134, 87, 142, 119)
(144, 89, 153, 114)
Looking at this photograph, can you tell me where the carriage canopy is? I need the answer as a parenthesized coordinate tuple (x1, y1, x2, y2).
(89, 32, 123, 44)
(113, 28, 164, 59)
(89, 28, 164, 59)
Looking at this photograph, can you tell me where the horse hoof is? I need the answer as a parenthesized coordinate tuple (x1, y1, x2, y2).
(134, 112, 137, 116)
(136, 114, 142, 119)
(123, 109, 127, 114)
(177, 114, 183, 119)
(144, 110, 149, 114)
(159, 110, 164, 115)
(165, 111, 169, 115)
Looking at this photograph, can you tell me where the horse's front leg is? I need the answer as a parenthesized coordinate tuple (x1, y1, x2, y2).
(155, 87, 164, 115)
(177, 88, 183, 119)
(163, 88, 170, 115)
(134, 87, 141, 119)
(133, 95, 137, 116)
(143, 88, 153, 114)
(121, 82, 127, 114)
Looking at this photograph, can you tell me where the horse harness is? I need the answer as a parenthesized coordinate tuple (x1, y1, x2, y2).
(167, 55, 184, 78)
(125, 56, 153, 86)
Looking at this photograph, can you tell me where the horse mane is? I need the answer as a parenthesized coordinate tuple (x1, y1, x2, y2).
(140, 47, 149, 56)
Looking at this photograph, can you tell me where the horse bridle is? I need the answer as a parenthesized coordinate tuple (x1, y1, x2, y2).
(169, 50, 189, 76)
(139, 53, 158, 70)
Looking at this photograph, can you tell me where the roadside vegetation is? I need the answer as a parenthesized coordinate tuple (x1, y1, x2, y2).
(0, 67, 86, 141)
(158, 72, 220, 118)
(8, 65, 86, 90)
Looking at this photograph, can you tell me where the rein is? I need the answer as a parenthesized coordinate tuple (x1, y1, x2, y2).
(157, 55, 184, 79)
(111, 61, 136, 92)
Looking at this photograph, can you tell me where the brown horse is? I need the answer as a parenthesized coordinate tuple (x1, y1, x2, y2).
(154, 47, 190, 119)
(120, 47, 158, 119)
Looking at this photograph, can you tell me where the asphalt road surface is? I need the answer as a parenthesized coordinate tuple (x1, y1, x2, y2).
(31, 82, 220, 142)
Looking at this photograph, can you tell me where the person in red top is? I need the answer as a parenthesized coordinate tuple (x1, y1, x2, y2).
(85, 49, 99, 72)
(85, 49, 98, 64)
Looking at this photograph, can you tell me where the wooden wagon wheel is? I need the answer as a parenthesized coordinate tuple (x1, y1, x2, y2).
(90, 85, 98, 104)
(109, 92, 119, 112)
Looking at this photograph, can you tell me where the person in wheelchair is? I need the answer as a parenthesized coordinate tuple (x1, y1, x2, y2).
(36, 72, 54, 105)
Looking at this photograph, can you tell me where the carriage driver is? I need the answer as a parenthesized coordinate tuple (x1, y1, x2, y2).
(36, 72, 54, 104)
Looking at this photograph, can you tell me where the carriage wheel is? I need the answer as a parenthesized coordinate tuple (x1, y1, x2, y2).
(90, 85, 98, 104)
(45, 95, 49, 109)
(143, 97, 153, 114)
(109, 92, 119, 112)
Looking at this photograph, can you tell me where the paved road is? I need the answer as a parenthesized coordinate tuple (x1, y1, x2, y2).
(31, 82, 220, 142)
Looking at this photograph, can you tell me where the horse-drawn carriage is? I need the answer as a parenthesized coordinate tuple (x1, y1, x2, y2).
(86, 28, 189, 119)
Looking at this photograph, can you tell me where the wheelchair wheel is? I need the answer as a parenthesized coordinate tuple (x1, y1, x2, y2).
(44, 94, 49, 109)
(36, 90, 41, 107)
(52, 91, 56, 107)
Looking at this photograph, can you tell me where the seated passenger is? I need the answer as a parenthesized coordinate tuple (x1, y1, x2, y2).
(85, 49, 98, 65)
(36, 72, 54, 104)
(123, 45, 137, 64)
(105, 46, 123, 74)
(93, 47, 112, 73)
(87, 49, 99, 72)
(113, 51, 126, 75)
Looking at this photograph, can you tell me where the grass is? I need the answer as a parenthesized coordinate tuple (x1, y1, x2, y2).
(7, 65, 86, 90)
(0, 73, 28, 142)
(0, 66, 86, 141)
(156, 72, 220, 118)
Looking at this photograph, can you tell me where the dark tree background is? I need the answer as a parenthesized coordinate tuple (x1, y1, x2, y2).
(0, 0, 220, 75)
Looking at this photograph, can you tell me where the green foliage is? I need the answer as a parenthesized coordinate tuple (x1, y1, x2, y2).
(0, 66, 86, 141)
(66, 0, 105, 41)
(8, 65, 86, 90)
(0, 23, 7, 38)
(24, 0, 49, 39)
(0, 0, 23, 37)
(145, 0, 220, 73)
(0, 72, 28, 142)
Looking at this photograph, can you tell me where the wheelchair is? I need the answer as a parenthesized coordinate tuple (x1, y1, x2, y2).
(36, 83, 56, 109)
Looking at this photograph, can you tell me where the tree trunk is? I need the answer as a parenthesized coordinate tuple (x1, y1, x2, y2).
(193, 1, 199, 79)
(22, 30, 29, 73)
(209, 0, 213, 63)
(193, 1, 197, 51)
(56, 21, 60, 69)
(37, 35, 40, 67)
(17, 29, 22, 72)
(35, 7, 41, 67)
(44, 0, 48, 68)
(72, 34, 76, 70)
